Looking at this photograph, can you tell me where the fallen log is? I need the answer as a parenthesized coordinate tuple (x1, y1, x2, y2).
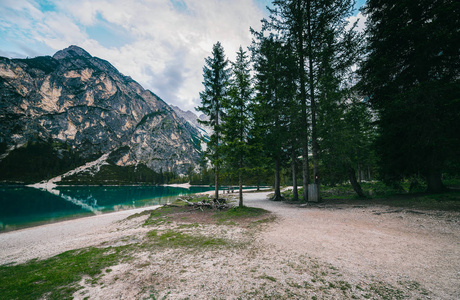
(178, 197, 228, 210)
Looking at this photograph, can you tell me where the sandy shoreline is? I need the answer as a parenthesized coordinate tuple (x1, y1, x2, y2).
(0, 205, 161, 265)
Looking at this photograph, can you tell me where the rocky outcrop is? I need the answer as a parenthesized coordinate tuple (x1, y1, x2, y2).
(170, 105, 211, 137)
(0, 45, 202, 182)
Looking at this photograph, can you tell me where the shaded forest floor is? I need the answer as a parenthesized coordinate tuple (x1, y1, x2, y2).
(303, 190, 460, 212)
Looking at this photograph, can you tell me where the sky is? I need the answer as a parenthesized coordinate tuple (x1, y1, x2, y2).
(0, 0, 366, 113)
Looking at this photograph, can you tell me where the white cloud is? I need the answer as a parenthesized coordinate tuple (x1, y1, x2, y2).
(346, 11, 367, 33)
(0, 0, 267, 112)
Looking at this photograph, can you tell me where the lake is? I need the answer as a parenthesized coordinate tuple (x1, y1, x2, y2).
(0, 185, 214, 232)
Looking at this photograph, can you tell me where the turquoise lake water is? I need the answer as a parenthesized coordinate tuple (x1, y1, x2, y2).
(0, 185, 214, 232)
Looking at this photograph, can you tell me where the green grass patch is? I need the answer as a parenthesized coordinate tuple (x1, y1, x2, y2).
(282, 182, 460, 211)
(258, 274, 277, 282)
(177, 223, 201, 229)
(214, 206, 269, 224)
(147, 229, 230, 249)
(444, 177, 460, 188)
(0, 246, 130, 300)
(126, 209, 155, 220)
(369, 282, 405, 300)
(251, 216, 276, 225)
(143, 207, 176, 226)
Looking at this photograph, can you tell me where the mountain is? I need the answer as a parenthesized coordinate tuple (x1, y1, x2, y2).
(0, 45, 202, 184)
(170, 105, 211, 137)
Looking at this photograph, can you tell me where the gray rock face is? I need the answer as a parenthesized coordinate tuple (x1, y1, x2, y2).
(0, 45, 201, 175)
(170, 105, 211, 137)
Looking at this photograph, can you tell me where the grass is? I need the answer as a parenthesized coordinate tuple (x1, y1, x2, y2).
(258, 274, 277, 282)
(147, 229, 230, 249)
(141, 201, 272, 227)
(369, 282, 406, 300)
(143, 206, 176, 226)
(214, 206, 269, 224)
(384, 192, 460, 211)
(0, 246, 130, 300)
(282, 181, 460, 211)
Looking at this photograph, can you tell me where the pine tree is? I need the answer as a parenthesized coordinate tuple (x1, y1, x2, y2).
(221, 46, 253, 207)
(259, 0, 357, 201)
(251, 35, 292, 201)
(197, 41, 231, 199)
(313, 2, 367, 197)
(359, 0, 460, 192)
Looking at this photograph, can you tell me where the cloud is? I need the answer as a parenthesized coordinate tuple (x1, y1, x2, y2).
(0, 0, 268, 112)
(346, 11, 367, 33)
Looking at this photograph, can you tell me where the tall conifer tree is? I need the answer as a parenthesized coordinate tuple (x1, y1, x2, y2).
(222, 46, 253, 207)
(258, 0, 357, 201)
(359, 0, 460, 192)
(251, 36, 292, 201)
(197, 41, 230, 200)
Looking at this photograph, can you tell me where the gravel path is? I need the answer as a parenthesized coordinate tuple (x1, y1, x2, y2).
(244, 192, 460, 299)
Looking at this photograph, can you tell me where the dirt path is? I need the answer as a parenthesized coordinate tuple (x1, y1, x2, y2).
(244, 192, 460, 299)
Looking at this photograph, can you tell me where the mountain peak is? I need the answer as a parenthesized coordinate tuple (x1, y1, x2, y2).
(53, 45, 92, 60)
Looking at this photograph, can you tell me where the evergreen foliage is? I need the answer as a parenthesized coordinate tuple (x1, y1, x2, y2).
(359, 0, 460, 192)
(60, 164, 181, 185)
(0, 141, 88, 183)
(221, 46, 253, 206)
(249, 0, 361, 199)
(196, 41, 231, 199)
(250, 36, 295, 200)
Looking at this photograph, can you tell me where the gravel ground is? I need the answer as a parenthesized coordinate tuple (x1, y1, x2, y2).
(1, 191, 459, 299)
(245, 192, 460, 299)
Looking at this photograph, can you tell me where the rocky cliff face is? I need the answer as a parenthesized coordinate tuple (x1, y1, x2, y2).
(170, 105, 211, 137)
(0, 45, 202, 182)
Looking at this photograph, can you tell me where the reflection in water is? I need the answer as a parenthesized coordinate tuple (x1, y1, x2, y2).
(0, 185, 212, 232)
(44, 185, 101, 214)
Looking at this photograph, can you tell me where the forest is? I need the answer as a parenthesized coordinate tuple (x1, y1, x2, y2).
(193, 0, 460, 205)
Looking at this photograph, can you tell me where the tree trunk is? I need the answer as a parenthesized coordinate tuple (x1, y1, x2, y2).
(358, 162, 362, 183)
(426, 169, 445, 193)
(302, 141, 309, 202)
(291, 147, 299, 201)
(307, 0, 320, 202)
(274, 158, 283, 201)
(239, 170, 243, 207)
(296, 0, 309, 203)
(214, 104, 219, 200)
(348, 165, 365, 198)
(214, 167, 219, 200)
